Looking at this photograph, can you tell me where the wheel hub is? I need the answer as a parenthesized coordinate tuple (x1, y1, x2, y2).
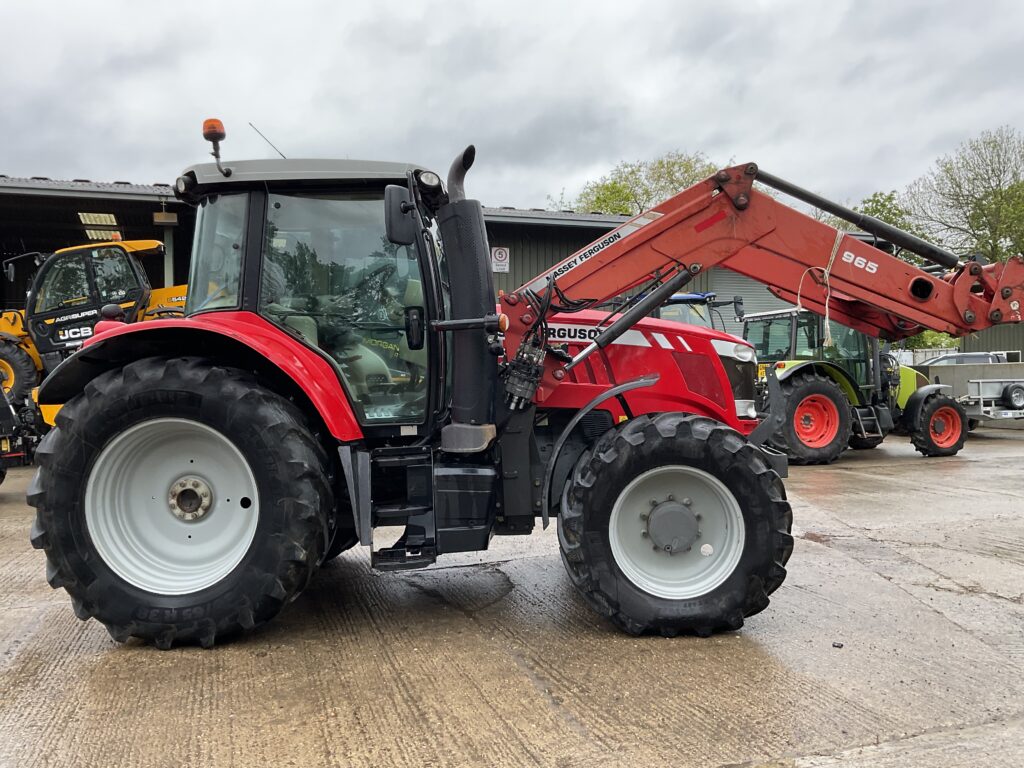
(643, 496, 700, 555)
(168, 476, 213, 522)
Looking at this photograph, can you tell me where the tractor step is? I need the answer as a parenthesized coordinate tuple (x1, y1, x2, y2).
(371, 544, 438, 571)
(851, 405, 892, 438)
(373, 503, 431, 522)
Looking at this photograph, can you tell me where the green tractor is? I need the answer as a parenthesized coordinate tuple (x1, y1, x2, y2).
(742, 308, 967, 464)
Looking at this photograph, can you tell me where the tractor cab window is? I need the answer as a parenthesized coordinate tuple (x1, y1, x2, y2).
(746, 315, 793, 361)
(658, 302, 711, 328)
(794, 314, 819, 359)
(824, 320, 872, 386)
(259, 191, 428, 426)
(91, 246, 143, 304)
(185, 194, 248, 314)
(34, 254, 90, 313)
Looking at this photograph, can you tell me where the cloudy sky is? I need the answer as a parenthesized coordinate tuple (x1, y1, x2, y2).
(1, 1, 1021, 209)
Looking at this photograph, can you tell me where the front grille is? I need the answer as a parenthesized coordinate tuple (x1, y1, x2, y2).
(721, 358, 756, 403)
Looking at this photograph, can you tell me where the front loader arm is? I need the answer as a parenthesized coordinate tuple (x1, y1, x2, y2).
(502, 163, 1024, 404)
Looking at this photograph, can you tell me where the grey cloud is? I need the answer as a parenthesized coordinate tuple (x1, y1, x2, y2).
(0, 0, 1021, 210)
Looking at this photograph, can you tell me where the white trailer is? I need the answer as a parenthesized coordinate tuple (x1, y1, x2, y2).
(960, 379, 1024, 423)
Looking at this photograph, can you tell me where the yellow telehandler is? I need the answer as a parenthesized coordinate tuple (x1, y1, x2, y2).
(0, 239, 187, 402)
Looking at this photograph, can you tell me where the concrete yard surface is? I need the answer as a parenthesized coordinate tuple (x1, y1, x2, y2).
(2, 429, 1023, 767)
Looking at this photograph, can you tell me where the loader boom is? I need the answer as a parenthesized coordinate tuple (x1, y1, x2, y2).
(502, 162, 1024, 404)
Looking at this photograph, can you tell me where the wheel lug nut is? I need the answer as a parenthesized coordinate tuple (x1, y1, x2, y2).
(667, 494, 675, 501)
(650, 499, 658, 506)
(639, 513, 649, 522)
(191, 481, 199, 489)
(682, 498, 692, 506)
(694, 513, 702, 521)
(641, 531, 648, 538)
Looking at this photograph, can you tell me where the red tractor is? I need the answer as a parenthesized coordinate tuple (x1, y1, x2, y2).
(30, 123, 1024, 647)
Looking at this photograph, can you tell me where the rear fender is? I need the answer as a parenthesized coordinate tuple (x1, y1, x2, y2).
(37, 312, 363, 441)
(776, 361, 861, 405)
(899, 383, 952, 429)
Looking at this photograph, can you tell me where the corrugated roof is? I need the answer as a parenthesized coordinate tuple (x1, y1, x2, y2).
(0, 174, 626, 227)
(0, 175, 176, 201)
(481, 207, 626, 228)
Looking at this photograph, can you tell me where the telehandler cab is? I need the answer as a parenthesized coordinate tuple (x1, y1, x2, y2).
(0, 240, 186, 403)
(29, 122, 1024, 648)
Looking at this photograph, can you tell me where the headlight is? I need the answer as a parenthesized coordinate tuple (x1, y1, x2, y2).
(418, 171, 441, 188)
(732, 343, 756, 363)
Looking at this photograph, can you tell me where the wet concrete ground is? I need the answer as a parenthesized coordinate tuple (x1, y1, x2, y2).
(2, 429, 1023, 767)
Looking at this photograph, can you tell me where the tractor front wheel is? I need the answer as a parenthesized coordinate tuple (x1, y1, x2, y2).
(29, 357, 331, 648)
(772, 373, 852, 464)
(911, 394, 967, 457)
(0, 342, 38, 403)
(558, 413, 792, 637)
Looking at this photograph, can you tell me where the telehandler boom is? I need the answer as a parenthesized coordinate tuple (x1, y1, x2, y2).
(29, 125, 1024, 648)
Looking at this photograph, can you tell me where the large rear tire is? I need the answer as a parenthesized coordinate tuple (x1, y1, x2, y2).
(28, 357, 331, 648)
(772, 373, 852, 464)
(910, 394, 967, 457)
(558, 413, 792, 637)
(0, 342, 38, 403)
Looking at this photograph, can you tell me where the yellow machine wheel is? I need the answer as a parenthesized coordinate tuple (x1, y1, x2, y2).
(0, 343, 39, 403)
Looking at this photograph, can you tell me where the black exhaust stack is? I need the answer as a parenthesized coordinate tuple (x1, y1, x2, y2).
(436, 146, 498, 453)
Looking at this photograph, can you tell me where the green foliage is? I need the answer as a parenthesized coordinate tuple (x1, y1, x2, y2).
(901, 330, 960, 350)
(905, 126, 1024, 262)
(572, 151, 718, 215)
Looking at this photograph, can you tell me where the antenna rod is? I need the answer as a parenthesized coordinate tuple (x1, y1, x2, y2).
(248, 122, 287, 159)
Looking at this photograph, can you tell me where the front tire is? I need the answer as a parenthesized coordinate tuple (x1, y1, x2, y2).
(772, 373, 852, 464)
(0, 342, 38, 403)
(910, 394, 967, 457)
(558, 413, 792, 637)
(29, 357, 331, 648)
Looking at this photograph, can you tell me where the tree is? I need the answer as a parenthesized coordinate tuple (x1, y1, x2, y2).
(900, 330, 959, 351)
(571, 151, 718, 215)
(904, 126, 1024, 262)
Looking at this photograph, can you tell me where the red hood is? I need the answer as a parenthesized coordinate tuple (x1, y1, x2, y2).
(549, 309, 750, 347)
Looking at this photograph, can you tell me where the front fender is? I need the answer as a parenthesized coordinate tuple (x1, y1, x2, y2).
(38, 311, 363, 441)
(775, 360, 862, 405)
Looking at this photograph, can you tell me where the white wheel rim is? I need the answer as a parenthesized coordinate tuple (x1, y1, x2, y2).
(609, 465, 745, 600)
(85, 418, 259, 595)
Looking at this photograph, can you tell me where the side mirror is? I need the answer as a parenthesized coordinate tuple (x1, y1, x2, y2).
(404, 306, 425, 350)
(385, 185, 418, 246)
(100, 303, 126, 321)
(732, 295, 744, 321)
(3, 263, 13, 283)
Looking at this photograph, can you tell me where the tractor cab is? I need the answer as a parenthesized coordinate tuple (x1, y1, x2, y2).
(743, 308, 875, 388)
(19, 241, 160, 369)
(176, 159, 446, 433)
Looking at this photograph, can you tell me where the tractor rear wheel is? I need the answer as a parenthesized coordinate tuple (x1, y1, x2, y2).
(29, 357, 331, 648)
(0, 342, 37, 403)
(558, 413, 792, 637)
(910, 394, 967, 457)
(772, 373, 852, 464)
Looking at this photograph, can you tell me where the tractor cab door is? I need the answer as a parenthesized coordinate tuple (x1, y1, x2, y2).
(251, 190, 435, 431)
(27, 244, 150, 365)
(822, 320, 873, 390)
